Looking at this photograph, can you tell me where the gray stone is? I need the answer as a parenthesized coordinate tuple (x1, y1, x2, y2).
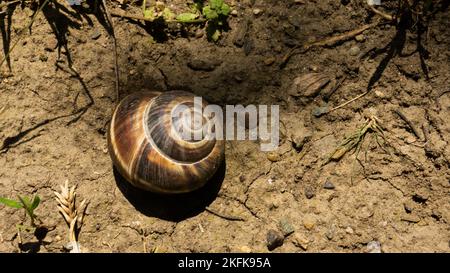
(266, 229, 284, 251)
(323, 180, 335, 190)
(279, 218, 295, 236)
(304, 186, 315, 199)
(367, 241, 382, 253)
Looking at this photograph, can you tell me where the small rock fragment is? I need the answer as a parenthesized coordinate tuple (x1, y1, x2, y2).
(323, 180, 335, 190)
(91, 30, 101, 40)
(264, 57, 276, 66)
(326, 227, 335, 240)
(401, 214, 421, 223)
(345, 226, 354, 234)
(195, 29, 204, 38)
(291, 133, 312, 151)
(355, 34, 365, 42)
(292, 233, 309, 250)
(187, 58, 222, 71)
(349, 45, 360, 56)
(267, 152, 280, 162)
(303, 216, 315, 230)
(39, 55, 48, 62)
(403, 200, 414, 213)
(304, 186, 315, 199)
(253, 8, 263, 16)
(279, 218, 295, 236)
(413, 189, 429, 203)
(312, 106, 329, 117)
(233, 20, 249, 47)
(266, 229, 284, 251)
(239, 246, 251, 253)
(366, 241, 382, 253)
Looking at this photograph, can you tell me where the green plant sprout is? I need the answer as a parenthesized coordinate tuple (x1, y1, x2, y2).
(0, 195, 41, 229)
(202, 0, 231, 41)
(141, 0, 231, 41)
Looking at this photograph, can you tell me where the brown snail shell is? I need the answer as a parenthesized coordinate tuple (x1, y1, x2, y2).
(107, 91, 225, 194)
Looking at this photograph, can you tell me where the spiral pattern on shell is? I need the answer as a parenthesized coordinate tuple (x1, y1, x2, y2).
(107, 91, 225, 194)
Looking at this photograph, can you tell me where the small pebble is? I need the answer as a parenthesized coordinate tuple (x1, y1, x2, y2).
(312, 106, 329, 117)
(304, 186, 315, 199)
(195, 29, 204, 38)
(309, 65, 319, 72)
(253, 8, 263, 16)
(266, 229, 284, 251)
(91, 30, 101, 40)
(355, 34, 365, 42)
(345, 227, 354, 234)
(303, 217, 315, 230)
(279, 218, 295, 236)
(348, 45, 360, 56)
(39, 55, 48, 62)
(291, 133, 312, 151)
(413, 189, 429, 202)
(264, 57, 276, 66)
(323, 180, 335, 190)
(239, 246, 251, 253)
(367, 241, 382, 253)
(401, 214, 421, 223)
(374, 90, 385, 98)
(294, 173, 303, 183)
(231, 10, 238, 16)
(326, 227, 335, 240)
(292, 233, 309, 250)
(403, 200, 414, 213)
(267, 152, 280, 162)
(239, 175, 246, 182)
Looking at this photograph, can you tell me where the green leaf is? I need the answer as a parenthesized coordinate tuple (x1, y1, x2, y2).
(220, 3, 231, 16)
(176, 13, 199, 23)
(143, 9, 155, 20)
(30, 195, 40, 211)
(211, 29, 221, 41)
(18, 196, 31, 209)
(203, 6, 218, 20)
(210, 0, 224, 10)
(162, 8, 176, 21)
(0, 197, 23, 209)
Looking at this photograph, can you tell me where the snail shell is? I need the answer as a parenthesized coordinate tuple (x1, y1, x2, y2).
(108, 91, 225, 194)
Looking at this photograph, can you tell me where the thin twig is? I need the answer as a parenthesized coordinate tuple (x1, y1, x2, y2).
(281, 20, 381, 67)
(101, 0, 120, 102)
(393, 109, 424, 141)
(205, 207, 245, 221)
(369, 5, 394, 21)
(329, 90, 370, 112)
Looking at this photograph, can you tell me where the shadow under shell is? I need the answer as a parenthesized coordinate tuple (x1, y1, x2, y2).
(113, 160, 226, 222)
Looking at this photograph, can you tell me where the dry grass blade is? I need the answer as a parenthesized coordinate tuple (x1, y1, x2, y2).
(54, 180, 88, 253)
(0, 105, 5, 117)
(323, 116, 386, 166)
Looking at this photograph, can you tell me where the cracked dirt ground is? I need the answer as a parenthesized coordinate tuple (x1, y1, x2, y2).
(0, 0, 449, 252)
